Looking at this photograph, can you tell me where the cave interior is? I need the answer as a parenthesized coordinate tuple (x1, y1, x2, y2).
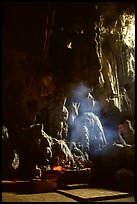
(2, 2, 135, 191)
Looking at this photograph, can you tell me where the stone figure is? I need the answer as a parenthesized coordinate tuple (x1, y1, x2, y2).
(70, 93, 107, 159)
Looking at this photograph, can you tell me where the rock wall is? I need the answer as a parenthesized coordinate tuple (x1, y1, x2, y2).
(2, 3, 135, 182)
(94, 2, 135, 118)
(2, 51, 56, 128)
(2, 2, 135, 132)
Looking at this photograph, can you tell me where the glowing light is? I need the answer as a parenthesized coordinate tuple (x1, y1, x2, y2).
(67, 42, 72, 49)
(53, 166, 63, 171)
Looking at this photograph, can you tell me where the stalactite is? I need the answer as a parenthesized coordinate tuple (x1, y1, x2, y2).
(95, 4, 135, 117)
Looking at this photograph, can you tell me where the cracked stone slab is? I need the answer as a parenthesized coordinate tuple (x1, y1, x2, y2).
(58, 188, 129, 202)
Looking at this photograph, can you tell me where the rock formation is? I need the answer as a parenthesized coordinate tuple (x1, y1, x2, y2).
(2, 2, 135, 183)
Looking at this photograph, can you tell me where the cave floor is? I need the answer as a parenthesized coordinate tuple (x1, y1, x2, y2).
(2, 187, 135, 202)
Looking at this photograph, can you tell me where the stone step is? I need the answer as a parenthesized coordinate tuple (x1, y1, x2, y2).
(57, 188, 129, 202)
